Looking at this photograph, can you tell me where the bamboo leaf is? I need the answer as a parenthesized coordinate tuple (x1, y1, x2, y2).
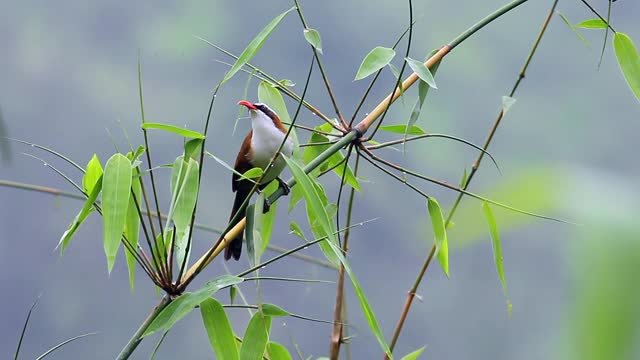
(222, 6, 296, 84)
(303, 28, 323, 54)
(144, 275, 243, 336)
(614, 32, 640, 103)
(379, 124, 426, 135)
(124, 168, 141, 290)
(173, 158, 199, 266)
(401, 346, 426, 360)
(206, 151, 260, 183)
(83, 154, 103, 193)
(482, 202, 512, 314)
(239, 313, 272, 360)
(141, 122, 205, 139)
(102, 154, 133, 272)
(58, 177, 102, 254)
(201, 298, 239, 360)
(427, 197, 449, 277)
(354, 47, 396, 80)
(184, 138, 203, 160)
(284, 156, 338, 265)
(405, 57, 437, 88)
(261, 303, 290, 317)
(576, 19, 608, 29)
(557, 12, 590, 48)
(266, 342, 293, 360)
(260, 181, 279, 254)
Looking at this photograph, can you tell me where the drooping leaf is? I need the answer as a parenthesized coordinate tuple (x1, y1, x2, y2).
(221, 6, 296, 84)
(405, 57, 437, 88)
(260, 181, 279, 254)
(141, 122, 205, 139)
(266, 342, 293, 360)
(201, 298, 239, 360)
(575, 19, 608, 29)
(557, 11, 590, 48)
(172, 158, 199, 266)
(407, 50, 441, 138)
(239, 313, 272, 360)
(289, 221, 307, 240)
(302, 128, 360, 191)
(401, 346, 426, 360)
(614, 32, 640, 103)
(482, 202, 512, 314)
(184, 138, 203, 160)
(387, 63, 406, 105)
(303, 28, 323, 54)
(261, 303, 290, 317)
(284, 156, 338, 264)
(58, 177, 103, 254)
(354, 47, 396, 80)
(379, 124, 426, 135)
(83, 154, 103, 193)
(144, 275, 243, 336)
(427, 197, 449, 277)
(124, 169, 141, 290)
(102, 154, 133, 272)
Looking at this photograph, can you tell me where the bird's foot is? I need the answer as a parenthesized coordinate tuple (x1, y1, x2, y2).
(277, 177, 290, 195)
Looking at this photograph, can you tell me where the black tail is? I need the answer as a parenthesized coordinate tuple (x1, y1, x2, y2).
(225, 186, 250, 261)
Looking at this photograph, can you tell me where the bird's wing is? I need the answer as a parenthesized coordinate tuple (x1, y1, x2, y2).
(232, 130, 253, 193)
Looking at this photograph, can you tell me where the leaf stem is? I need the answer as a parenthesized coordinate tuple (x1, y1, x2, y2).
(115, 296, 171, 360)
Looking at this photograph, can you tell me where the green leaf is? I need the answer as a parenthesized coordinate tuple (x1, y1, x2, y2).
(222, 6, 296, 85)
(172, 158, 199, 266)
(206, 151, 260, 183)
(405, 57, 437, 88)
(557, 11, 590, 48)
(201, 298, 239, 360)
(266, 342, 293, 360)
(302, 130, 360, 191)
(284, 156, 339, 265)
(614, 32, 640, 103)
(354, 46, 396, 80)
(184, 138, 203, 160)
(239, 313, 272, 360)
(102, 154, 133, 272)
(278, 79, 296, 87)
(501, 96, 516, 114)
(575, 18, 608, 29)
(427, 197, 449, 277)
(141, 122, 205, 139)
(482, 202, 511, 313)
(407, 50, 441, 137)
(379, 124, 426, 135)
(124, 169, 141, 290)
(289, 221, 307, 240)
(261, 303, 290, 317)
(83, 154, 103, 193)
(58, 176, 102, 254)
(401, 346, 426, 360)
(144, 275, 243, 336)
(387, 63, 406, 105)
(243, 167, 264, 179)
(246, 195, 264, 267)
(303, 28, 323, 54)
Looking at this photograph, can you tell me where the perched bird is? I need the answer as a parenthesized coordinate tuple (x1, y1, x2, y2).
(225, 100, 295, 261)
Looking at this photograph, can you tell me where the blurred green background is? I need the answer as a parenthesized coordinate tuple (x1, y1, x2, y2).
(1, 0, 639, 359)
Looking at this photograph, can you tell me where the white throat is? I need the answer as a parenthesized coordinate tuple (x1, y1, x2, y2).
(249, 110, 294, 183)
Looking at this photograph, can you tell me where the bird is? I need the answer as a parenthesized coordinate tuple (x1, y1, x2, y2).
(225, 100, 295, 261)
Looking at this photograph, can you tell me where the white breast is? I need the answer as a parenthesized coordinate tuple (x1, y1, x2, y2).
(250, 110, 294, 184)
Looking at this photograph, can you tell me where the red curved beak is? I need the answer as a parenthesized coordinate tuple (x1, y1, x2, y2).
(237, 100, 257, 110)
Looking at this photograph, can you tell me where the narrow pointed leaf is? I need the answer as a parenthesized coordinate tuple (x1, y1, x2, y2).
(261, 303, 289, 317)
(222, 6, 296, 85)
(354, 47, 396, 80)
(124, 170, 141, 290)
(614, 32, 640, 103)
(407, 50, 441, 137)
(141, 122, 205, 139)
(144, 275, 243, 336)
(83, 154, 103, 193)
(557, 12, 590, 48)
(267, 342, 293, 360)
(58, 177, 102, 254)
(206, 151, 260, 183)
(405, 57, 437, 88)
(103, 154, 133, 272)
(240, 313, 272, 360)
(401, 346, 426, 360)
(482, 202, 512, 313)
(427, 197, 449, 277)
(575, 19, 607, 29)
(243, 167, 264, 179)
(201, 298, 239, 360)
(284, 156, 338, 264)
(302, 130, 360, 191)
(184, 138, 203, 160)
(173, 158, 199, 266)
(303, 28, 322, 54)
(379, 124, 426, 135)
(260, 181, 278, 254)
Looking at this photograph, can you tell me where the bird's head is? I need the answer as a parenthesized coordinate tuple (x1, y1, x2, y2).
(237, 100, 283, 129)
